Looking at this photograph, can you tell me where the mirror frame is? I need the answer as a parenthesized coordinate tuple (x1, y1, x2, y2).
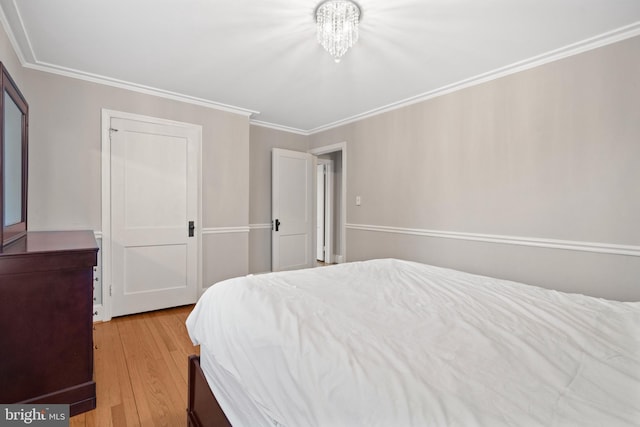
(0, 62, 29, 248)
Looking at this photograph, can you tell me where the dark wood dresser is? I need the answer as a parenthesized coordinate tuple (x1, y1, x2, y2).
(0, 230, 98, 415)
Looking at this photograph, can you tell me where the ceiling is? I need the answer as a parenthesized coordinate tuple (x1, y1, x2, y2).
(1, 1, 639, 134)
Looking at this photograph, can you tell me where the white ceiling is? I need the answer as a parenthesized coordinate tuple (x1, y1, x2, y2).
(1, 0, 639, 134)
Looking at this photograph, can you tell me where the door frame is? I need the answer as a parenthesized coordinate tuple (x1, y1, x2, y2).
(316, 159, 333, 264)
(101, 109, 203, 321)
(309, 142, 347, 263)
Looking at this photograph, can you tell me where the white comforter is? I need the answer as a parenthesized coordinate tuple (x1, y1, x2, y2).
(186, 259, 640, 427)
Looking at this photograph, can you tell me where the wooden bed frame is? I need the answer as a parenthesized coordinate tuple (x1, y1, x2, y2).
(187, 355, 232, 427)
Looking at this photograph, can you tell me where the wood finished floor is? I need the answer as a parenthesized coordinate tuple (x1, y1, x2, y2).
(70, 305, 199, 427)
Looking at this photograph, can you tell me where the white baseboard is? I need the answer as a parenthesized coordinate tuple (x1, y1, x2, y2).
(93, 304, 104, 322)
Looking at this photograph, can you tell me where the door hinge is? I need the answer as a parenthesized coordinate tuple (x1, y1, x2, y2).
(109, 285, 112, 297)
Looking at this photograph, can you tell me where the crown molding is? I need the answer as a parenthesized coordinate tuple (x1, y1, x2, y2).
(23, 60, 258, 117)
(250, 120, 310, 136)
(0, 0, 31, 64)
(0, 0, 258, 118)
(2, 1, 638, 134)
(306, 22, 640, 135)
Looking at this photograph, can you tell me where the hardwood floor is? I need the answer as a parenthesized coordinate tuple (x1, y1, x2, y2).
(70, 305, 199, 427)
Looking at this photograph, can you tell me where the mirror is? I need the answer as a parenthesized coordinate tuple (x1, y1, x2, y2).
(1, 63, 29, 248)
(4, 91, 23, 226)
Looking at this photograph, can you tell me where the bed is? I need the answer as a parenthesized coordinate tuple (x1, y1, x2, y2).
(185, 258, 640, 427)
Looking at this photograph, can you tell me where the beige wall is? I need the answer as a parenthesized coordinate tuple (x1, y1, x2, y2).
(248, 125, 309, 273)
(23, 70, 250, 233)
(5, 18, 639, 300)
(0, 24, 250, 288)
(310, 36, 640, 301)
(0, 26, 24, 87)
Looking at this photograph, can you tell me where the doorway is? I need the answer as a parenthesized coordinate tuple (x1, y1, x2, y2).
(270, 143, 347, 271)
(316, 159, 333, 264)
(310, 142, 346, 264)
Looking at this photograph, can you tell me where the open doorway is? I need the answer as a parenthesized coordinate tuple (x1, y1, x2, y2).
(310, 142, 346, 265)
(316, 159, 333, 264)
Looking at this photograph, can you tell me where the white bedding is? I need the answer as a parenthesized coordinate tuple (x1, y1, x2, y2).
(186, 259, 640, 427)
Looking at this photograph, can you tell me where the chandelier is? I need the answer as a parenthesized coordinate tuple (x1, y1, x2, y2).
(315, 0, 361, 63)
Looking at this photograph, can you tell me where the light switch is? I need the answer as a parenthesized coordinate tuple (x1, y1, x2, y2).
(355, 196, 361, 206)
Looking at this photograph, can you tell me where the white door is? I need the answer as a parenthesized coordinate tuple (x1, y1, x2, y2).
(272, 148, 315, 271)
(110, 116, 199, 317)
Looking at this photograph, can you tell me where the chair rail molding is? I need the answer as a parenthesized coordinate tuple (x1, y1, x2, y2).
(202, 226, 251, 234)
(249, 223, 272, 230)
(346, 223, 640, 257)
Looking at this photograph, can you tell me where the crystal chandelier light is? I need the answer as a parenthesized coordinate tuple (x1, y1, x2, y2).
(315, 0, 361, 63)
